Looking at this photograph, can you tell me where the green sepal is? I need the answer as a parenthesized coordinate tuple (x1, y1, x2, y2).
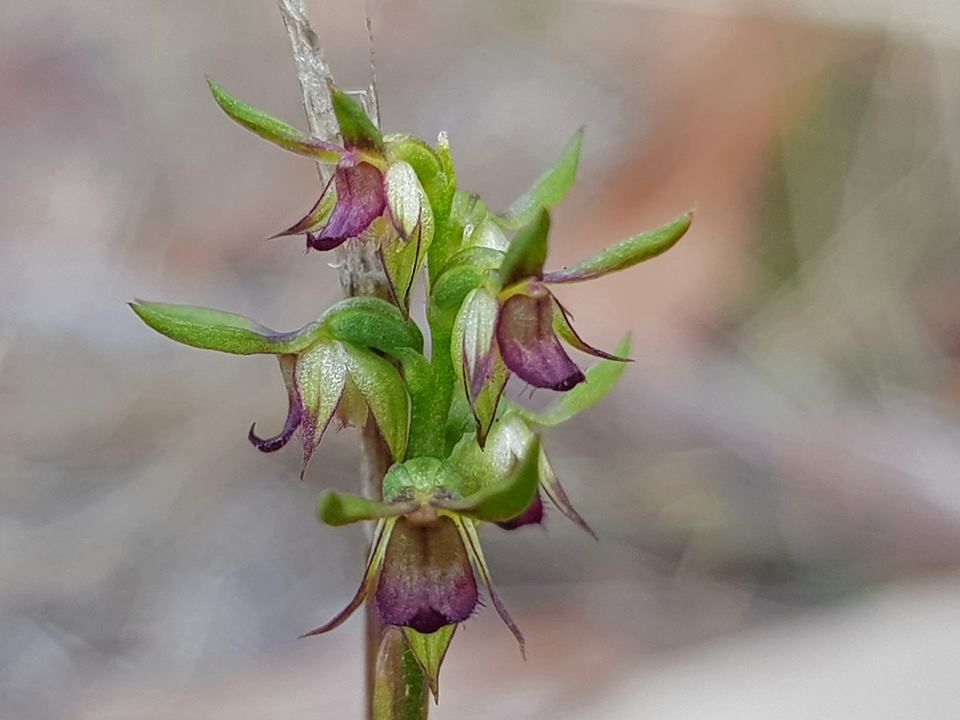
(467, 358, 507, 448)
(511, 335, 631, 426)
(316, 491, 416, 527)
(451, 288, 499, 383)
(384, 160, 434, 242)
(377, 160, 435, 315)
(497, 209, 550, 288)
(341, 343, 410, 462)
(321, 296, 423, 354)
(450, 287, 506, 446)
(295, 341, 349, 479)
(497, 128, 583, 230)
(403, 626, 456, 703)
(544, 211, 692, 284)
(384, 134, 454, 225)
(130, 300, 323, 355)
(448, 412, 537, 495)
(437, 438, 541, 523)
(330, 83, 384, 151)
(206, 77, 343, 163)
(449, 415, 595, 536)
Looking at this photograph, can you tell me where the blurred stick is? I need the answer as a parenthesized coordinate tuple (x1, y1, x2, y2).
(276, 2, 427, 718)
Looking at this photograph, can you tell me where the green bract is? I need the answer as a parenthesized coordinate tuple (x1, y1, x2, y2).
(207, 78, 344, 163)
(130, 300, 323, 355)
(544, 211, 693, 283)
(330, 83, 384, 151)
(132, 71, 693, 705)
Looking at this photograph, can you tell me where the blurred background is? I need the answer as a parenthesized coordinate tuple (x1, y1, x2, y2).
(3, 0, 960, 718)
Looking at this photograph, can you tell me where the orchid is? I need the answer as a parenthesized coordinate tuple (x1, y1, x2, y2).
(132, 73, 692, 708)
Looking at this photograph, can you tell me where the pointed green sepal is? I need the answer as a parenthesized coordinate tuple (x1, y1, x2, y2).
(452, 517, 525, 655)
(295, 340, 350, 480)
(341, 343, 410, 462)
(378, 162, 434, 313)
(384, 134, 453, 224)
(300, 519, 396, 638)
(498, 209, 550, 288)
(437, 438, 541, 523)
(451, 288, 507, 445)
(497, 128, 583, 230)
(544, 211, 692, 284)
(330, 83, 384, 151)
(321, 296, 423, 354)
(206, 77, 343, 163)
(130, 300, 323, 355)
(316, 491, 416, 526)
(404, 626, 456, 703)
(511, 335, 631, 426)
(384, 160, 433, 242)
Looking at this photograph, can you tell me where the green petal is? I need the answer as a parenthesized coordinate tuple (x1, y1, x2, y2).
(403, 625, 456, 703)
(511, 335, 631, 427)
(316, 491, 416, 526)
(543, 211, 693, 284)
(384, 160, 433, 241)
(295, 341, 350, 479)
(321, 296, 423, 354)
(130, 300, 323, 355)
(497, 209, 550, 288)
(496, 128, 583, 230)
(206, 77, 343, 163)
(342, 343, 410, 462)
(379, 210, 433, 317)
(330, 84, 384, 151)
(437, 438, 540, 524)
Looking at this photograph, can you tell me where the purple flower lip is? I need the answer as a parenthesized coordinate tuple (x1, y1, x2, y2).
(307, 162, 386, 250)
(376, 517, 479, 634)
(248, 402, 301, 452)
(496, 291, 585, 392)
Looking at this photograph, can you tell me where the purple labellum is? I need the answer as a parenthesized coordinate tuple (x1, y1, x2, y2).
(248, 402, 301, 452)
(496, 491, 544, 530)
(307, 162, 386, 250)
(249, 354, 301, 453)
(497, 292, 585, 391)
(376, 518, 479, 634)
